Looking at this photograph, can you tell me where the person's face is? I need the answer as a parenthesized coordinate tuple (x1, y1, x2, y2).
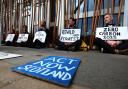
(104, 14, 113, 24)
(69, 19, 75, 26)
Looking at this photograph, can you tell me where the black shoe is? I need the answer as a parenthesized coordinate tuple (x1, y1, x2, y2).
(115, 49, 128, 55)
(35, 45, 41, 49)
(68, 46, 76, 51)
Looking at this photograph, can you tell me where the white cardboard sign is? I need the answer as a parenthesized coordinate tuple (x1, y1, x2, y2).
(5, 34, 15, 42)
(59, 29, 81, 42)
(96, 27, 128, 40)
(33, 31, 46, 43)
(17, 34, 29, 43)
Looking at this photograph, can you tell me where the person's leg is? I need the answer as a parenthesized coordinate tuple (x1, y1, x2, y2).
(55, 40, 66, 50)
(115, 41, 128, 55)
(95, 38, 115, 53)
(33, 40, 41, 49)
(5, 41, 13, 46)
(69, 40, 82, 51)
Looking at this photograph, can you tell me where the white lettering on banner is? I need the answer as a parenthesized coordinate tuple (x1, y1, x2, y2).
(33, 61, 75, 71)
(18, 65, 72, 80)
(35, 57, 78, 65)
(57, 64, 75, 71)
(59, 29, 81, 42)
(5, 34, 15, 42)
(33, 31, 46, 43)
(17, 57, 78, 81)
(96, 27, 128, 40)
(46, 63, 59, 68)
(17, 34, 29, 43)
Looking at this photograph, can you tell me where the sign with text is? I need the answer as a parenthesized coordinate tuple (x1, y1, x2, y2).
(12, 56, 81, 87)
(33, 31, 46, 43)
(5, 34, 15, 42)
(59, 29, 81, 42)
(17, 34, 29, 43)
(0, 52, 22, 59)
(96, 27, 128, 40)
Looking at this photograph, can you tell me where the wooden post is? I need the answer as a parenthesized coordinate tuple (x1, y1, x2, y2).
(92, 0, 101, 46)
(65, 0, 68, 28)
(111, 0, 115, 15)
(53, 0, 58, 47)
(33, 0, 36, 34)
(117, 0, 123, 26)
(76, 0, 81, 24)
(57, 0, 61, 37)
(89, 0, 97, 49)
(107, 0, 110, 13)
(71, 0, 74, 18)
(83, 0, 87, 41)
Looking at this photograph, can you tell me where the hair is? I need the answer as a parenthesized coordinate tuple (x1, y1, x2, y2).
(69, 17, 76, 23)
(23, 25, 28, 30)
(40, 20, 46, 27)
(104, 13, 113, 19)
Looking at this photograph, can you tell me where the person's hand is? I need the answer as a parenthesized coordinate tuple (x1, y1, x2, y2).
(106, 40, 117, 47)
(106, 40, 122, 47)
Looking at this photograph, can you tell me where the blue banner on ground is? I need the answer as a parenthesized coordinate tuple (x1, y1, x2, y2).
(12, 56, 81, 87)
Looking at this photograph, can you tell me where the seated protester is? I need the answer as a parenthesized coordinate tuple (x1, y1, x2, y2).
(55, 17, 82, 51)
(5, 28, 18, 46)
(95, 13, 128, 54)
(33, 20, 48, 48)
(16, 25, 30, 47)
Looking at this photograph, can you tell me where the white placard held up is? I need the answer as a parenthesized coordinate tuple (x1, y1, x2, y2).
(59, 29, 81, 42)
(17, 34, 29, 43)
(5, 34, 15, 42)
(96, 27, 128, 40)
(33, 31, 46, 43)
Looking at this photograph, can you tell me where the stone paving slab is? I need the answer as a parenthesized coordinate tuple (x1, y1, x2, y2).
(0, 46, 128, 89)
(0, 61, 24, 89)
(1, 77, 90, 89)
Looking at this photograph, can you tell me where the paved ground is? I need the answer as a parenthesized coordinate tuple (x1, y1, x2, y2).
(0, 46, 128, 89)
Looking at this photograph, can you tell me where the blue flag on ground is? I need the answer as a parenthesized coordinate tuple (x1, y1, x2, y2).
(12, 56, 81, 87)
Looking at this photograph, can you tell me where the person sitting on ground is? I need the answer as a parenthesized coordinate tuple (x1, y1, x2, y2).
(5, 27, 18, 46)
(32, 20, 49, 48)
(55, 17, 82, 51)
(16, 25, 30, 47)
(95, 13, 128, 54)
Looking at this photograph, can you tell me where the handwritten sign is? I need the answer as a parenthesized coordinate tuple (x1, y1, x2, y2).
(12, 56, 81, 87)
(17, 34, 29, 43)
(59, 29, 81, 42)
(33, 31, 46, 43)
(96, 27, 128, 40)
(5, 34, 15, 42)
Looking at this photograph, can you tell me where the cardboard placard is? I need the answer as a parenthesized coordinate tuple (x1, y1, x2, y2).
(33, 31, 46, 43)
(12, 56, 81, 87)
(59, 29, 81, 42)
(96, 27, 128, 40)
(17, 34, 29, 43)
(5, 34, 15, 42)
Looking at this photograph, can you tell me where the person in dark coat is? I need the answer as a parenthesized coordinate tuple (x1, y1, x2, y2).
(55, 17, 82, 51)
(5, 27, 18, 46)
(33, 20, 49, 48)
(95, 13, 128, 54)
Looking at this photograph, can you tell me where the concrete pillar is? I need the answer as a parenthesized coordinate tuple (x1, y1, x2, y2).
(59, 0, 64, 34)
(46, 0, 50, 29)
(123, 0, 128, 26)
